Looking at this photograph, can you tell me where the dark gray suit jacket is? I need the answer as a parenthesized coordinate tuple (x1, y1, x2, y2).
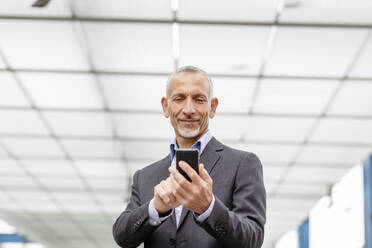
(113, 137, 266, 248)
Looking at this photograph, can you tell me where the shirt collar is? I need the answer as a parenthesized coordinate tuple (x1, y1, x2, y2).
(169, 130, 213, 161)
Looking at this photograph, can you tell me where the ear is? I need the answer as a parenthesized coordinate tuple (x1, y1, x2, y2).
(161, 97, 170, 118)
(209, 97, 218, 118)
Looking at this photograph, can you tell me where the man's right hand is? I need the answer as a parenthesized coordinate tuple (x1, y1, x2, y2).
(154, 176, 179, 214)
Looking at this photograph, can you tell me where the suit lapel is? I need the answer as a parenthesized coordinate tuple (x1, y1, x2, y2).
(199, 137, 223, 175)
(177, 137, 223, 230)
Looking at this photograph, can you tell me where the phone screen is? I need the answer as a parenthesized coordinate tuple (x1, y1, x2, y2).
(175, 149, 199, 182)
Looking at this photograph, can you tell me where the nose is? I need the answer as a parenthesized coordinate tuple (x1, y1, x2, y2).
(182, 97, 196, 115)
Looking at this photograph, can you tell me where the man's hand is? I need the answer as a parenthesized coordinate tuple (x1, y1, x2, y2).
(154, 177, 180, 214)
(169, 161, 213, 214)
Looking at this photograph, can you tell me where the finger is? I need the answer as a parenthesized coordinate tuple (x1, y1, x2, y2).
(199, 164, 213, 185)
(156, 183, 170, 203)
(169, 166, 192, 189)
(170, 175, 189, 201)
(163, 178, 177, 202)
(179, 161, 200, 183)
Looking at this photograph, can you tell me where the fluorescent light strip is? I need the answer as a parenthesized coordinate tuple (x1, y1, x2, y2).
(172, 22, 180, 61)
(171, 0, 179, 12)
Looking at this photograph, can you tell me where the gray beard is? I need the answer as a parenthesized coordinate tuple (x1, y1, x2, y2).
(177, 126, 200, 138)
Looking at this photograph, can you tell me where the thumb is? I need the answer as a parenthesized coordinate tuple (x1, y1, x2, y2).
(199, 164, 212, 184)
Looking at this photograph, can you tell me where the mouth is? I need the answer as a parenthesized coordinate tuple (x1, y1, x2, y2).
(179, 119, 199, 124)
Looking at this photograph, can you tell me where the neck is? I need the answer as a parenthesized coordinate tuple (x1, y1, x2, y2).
(176, 130, 207, 148)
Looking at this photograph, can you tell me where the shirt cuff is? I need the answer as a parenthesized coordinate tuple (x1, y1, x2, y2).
(193, 195, 215, 223)
(148, 198, 174, 226)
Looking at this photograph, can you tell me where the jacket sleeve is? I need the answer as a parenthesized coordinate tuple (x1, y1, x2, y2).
(199, 152, 266, 248)
(112, 170, 159, 248)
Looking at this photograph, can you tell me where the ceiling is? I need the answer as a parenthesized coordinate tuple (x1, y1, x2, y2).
(0, 0, 372, 247)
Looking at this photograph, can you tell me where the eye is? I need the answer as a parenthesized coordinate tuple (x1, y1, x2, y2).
(196, 98, 205, 103)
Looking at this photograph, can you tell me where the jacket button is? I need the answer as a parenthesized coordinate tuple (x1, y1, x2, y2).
(169, 238, 176, 246)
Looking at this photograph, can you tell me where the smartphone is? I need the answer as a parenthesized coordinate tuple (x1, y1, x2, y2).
(176, 148, 199, 182)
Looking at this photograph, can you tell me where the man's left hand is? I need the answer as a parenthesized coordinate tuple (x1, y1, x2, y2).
(168, 161, 213, 214)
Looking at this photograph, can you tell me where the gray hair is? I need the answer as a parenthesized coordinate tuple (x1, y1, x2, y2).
(166, 65, 213, 99)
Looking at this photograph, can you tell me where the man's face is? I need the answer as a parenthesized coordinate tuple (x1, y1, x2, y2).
(161, 72, 218, 139)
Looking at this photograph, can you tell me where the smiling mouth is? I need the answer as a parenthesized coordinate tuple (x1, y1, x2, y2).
(179, 119, 199, 124)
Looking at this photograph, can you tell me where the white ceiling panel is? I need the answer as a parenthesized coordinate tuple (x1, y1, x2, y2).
(0, 21, 89, 70)
(61, 139, 122, 158)
(0, 146, 7, 157)
(113, 113, 173, 139)
(93, 193, 125, 205)
(178, 0, 279, 22)
(350, 38, 372, 77)
(85, 178, 127, 191)
(327, 81, 372, 116)
(19, 73, 103, 109)
(264, 27, 368, 77)
(74, 160, 127, 177)
(0, 176, 38, 189)
(268, 196, 319, 210)
(0, 202, 25, 212)
(1, 138, 64, 157)
(179, 25, 270, 75)
(121, 140, 169, 160)
(277, 181, 326, 197)
(73, 0, 172, 19)
(71, 213, 107, 222)
(9, 190, 51, 204)
(253, 79, 338, 114)
(0, 56, 5, 68)
(268, 208, 309, 221)
(101, 203, 126, 215)
(0, 158, 24, 175)
(48, 220, 84, 234)
(0, 110, 48, 135)
(263, 165, 287, 184)
(284, 166, 349, 184)
(244, 116, 316, 142)
(280, 0, 372, 24)
(38, 176, 86, 190)
(297, 145, 371, 164)
(213, 77, 256, 113)
(84, 23, 173, 72)
(22, 159, 76, 176)
(127, 161, 152, 175)
(203, 115, 247, 141)
(44, 111, 112, 137)
(0, 72, 30, 107)
(310, 118, 372, 144)
(232, 143, 299, 163)
(0, 191, 11, 203)
(0, 0, 71, 17)
(61, 202, 101, 214)
(51, 192, 93, 204)
(100, 75, 167, 110)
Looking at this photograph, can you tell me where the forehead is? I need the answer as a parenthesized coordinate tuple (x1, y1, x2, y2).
(168, 72, 209, 96)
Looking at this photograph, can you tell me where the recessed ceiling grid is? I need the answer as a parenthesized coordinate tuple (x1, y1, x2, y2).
(0, 47, 111, 248)
(69, 2, 133, 217)
(0, 143, 99, 248)
(270, 29, 372, 197)
(0, 1, 372, 248)
(0, 187, 63, 247)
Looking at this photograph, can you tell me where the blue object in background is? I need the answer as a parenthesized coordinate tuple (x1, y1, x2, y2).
(298, 218, 309, 248)
(363, 154, 372, 248)
(0, 233, 24, 243)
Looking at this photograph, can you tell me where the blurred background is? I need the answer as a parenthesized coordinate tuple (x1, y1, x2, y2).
(0, 0, 372, 248)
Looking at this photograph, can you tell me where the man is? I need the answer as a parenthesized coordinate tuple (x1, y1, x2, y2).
(113, 66, 266, 248)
